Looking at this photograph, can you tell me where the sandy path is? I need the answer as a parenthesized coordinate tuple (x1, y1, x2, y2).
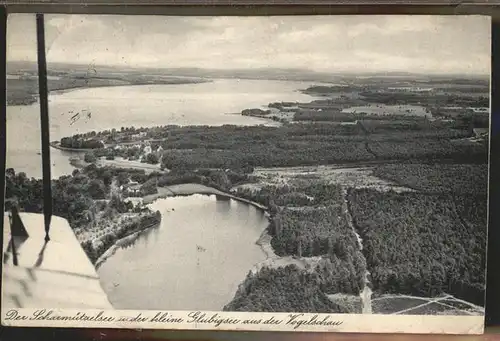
(341, 186, 373, 314)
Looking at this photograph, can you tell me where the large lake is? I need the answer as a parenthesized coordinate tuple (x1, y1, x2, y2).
(6, 78, 320, 178)
(97, 195, 269, 310)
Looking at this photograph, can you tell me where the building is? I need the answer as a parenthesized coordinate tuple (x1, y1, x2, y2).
(467, 107, 490, 114)
(122, 183, 142, 196)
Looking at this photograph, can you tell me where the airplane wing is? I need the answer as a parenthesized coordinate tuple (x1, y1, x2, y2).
(2, 213, 113, 309)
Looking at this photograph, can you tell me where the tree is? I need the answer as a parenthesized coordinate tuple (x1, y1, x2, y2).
(143, 153, 159, 165)
(87, 179, 106, 199)
(6, 168, 15, 178)
(140, 179, 158, 195)
(99, 169, 113, 186)
(117, 172, 130, 186)
(84, 151, 97, 163)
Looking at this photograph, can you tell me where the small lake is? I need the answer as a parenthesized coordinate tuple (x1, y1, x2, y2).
(97, 194, 269, 311)
(342, 104, 431, 117)
(6, 79, 321, 179)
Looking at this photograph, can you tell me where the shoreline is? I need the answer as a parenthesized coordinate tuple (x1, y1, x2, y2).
(8, 78, 213, 107)
(94, 221, 160, 270)
(49, 79, 212, 96)
(50, 142, 92, 153)
(142, 183, 268, 211)
(142, 182, 278, 264)
(255, 221, 276, 259)
(62, 151, 165, 174)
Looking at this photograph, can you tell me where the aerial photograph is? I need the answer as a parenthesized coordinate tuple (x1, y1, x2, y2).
(3, 14, 489, 318)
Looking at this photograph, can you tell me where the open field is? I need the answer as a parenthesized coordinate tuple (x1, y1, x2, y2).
(342, 104, 429, 117)
(97, 157, 163, 173)
(372, 294, 484, 315)
(248, 165, 415, 192)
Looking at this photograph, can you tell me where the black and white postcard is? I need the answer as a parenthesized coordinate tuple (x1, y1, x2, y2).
(2, 14, 490, 334)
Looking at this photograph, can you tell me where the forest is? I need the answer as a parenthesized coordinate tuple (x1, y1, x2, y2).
(372, 163, 488, 196)
(227, 154, 487, 309)
(60, 136, 105, 149)
(367, 140, 486, 163)
(347, 188, 486, 305)
(5, 165, 155, 226)
(156, 123, 485, 170)
(300, 82, 489, 109)
(80, 211, 161, 264)
(233, 183, 366, 296)
(223, 265, 353, 313)
(128, 168, 251, 198)
(59, 117, 488, 173)
(357, 91, 489, 108)
(5, 166, 162, 264)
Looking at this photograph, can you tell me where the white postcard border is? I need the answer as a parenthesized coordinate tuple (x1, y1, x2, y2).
(1, 309, 484, 334)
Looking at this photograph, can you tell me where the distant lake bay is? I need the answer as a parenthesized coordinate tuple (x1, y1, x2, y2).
(6, 79, 321, 178)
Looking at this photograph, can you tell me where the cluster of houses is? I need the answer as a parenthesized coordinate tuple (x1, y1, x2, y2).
(113, 141, 164, 162)
(120, 181, 143, 196)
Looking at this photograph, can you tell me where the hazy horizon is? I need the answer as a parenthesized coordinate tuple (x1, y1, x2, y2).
(5, 59, 490, 78)
(7, 14, 491, 76)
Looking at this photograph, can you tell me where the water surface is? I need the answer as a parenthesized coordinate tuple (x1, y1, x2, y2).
(97, 195, 269, 311)
(6, 79, 319, 178)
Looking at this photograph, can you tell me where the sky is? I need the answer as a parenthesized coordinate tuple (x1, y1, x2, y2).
(6, 14, 491, 75)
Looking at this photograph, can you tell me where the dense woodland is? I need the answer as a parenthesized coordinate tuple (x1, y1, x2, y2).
(130, 169, 250, 198)
(61, 120, 488, 171)
(373, 163, 488, 196)
(81, 211, 161, 264)
(300, 84, 489, 110)
(233, 184, 366, 296)
(5, 166, 156, 229)
(358, 91, 489, 108)
(347, 188, 486, 305)
(60, 118, 488, 173)
(5, 166, 162, 264)
(228, 158, 487, 309)
(223, 265, 352, 313)
(60, 137, 104, 149)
